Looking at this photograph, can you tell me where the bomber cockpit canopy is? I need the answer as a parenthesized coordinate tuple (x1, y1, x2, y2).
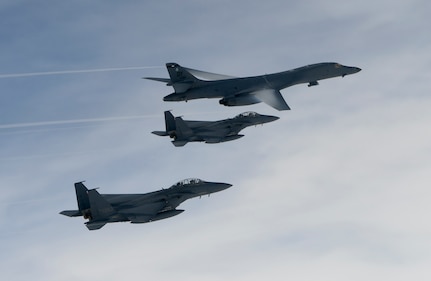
(234, 111, 258, 119)
(171, 178, 203, 188)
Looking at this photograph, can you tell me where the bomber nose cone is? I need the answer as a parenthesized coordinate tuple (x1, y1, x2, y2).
(342, 66, 361, 77)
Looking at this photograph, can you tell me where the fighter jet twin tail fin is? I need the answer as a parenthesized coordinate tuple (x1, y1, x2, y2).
(151, 111, 193, 147)
(151, 111, 175, 137)
(60, 182, 115, 230)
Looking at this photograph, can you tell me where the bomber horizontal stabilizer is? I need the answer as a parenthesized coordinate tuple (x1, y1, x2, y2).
(152, 131, 169, 136)
(60, 210, 81, 217)
(144, 77, 171, 84)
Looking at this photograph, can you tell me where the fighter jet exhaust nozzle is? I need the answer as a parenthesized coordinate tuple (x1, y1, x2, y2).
(219, 99, 228, 106)
(308, 81, 319, 87)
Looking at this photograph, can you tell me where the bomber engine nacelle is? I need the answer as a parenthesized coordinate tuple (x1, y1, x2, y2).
(219, 95, 260, 107)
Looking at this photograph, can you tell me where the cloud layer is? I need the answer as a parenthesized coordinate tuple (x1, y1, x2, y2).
(0, 1, 430, 280)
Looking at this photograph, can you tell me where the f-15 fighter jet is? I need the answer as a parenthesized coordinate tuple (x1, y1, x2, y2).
(60, 179, 232, 230)
(145, 62, 361, 110)
(152, 111, 279, 147)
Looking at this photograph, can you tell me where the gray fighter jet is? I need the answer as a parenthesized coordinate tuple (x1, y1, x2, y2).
(60, 179, 232, 230)
(145, 62, 361, 110)
(152, 111, 279, 147)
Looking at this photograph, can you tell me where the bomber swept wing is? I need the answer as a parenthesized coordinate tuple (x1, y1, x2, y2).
(60, 179, 232, 230)
(145, 62, 361, 110)
(152, 111, 279, 147)
(180, 66, 236, 81)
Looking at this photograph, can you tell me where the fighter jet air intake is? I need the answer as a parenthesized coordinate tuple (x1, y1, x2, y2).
(60, 179, 232, 230)
(152, 111, 279, 146)
(145, 62, 361, 110)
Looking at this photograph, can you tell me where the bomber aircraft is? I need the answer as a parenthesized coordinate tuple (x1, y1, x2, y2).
(152, 111, 279, 147)
(60, 179, 232, 230)
(145, 62, 361, 110)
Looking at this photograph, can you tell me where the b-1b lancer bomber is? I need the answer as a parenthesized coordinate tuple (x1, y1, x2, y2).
(60, 179, 232, 230)
(152, 111, 279, 146)
(145, 62, 361, 111)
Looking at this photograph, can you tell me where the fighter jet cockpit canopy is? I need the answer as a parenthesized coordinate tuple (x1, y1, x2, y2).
(171, 178, 203, 188)
(234, 111, 258, 119)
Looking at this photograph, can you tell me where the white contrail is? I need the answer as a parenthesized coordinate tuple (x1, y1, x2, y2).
(0, 66, 163, 78)
(0, 115, 159, 129)
(0, 110, 229, 130)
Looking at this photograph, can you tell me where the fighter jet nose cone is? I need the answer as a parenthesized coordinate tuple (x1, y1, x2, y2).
(264, 115, 279, 123)
(218, 183, 233, 191)
(205, 182, 233, 194)
(354, 67, 362, 73)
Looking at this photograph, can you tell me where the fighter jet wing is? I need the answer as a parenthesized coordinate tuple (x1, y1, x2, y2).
(216, 121, 246, 135)
(252, 89, 291, 111)
(122, 202, 166, 223)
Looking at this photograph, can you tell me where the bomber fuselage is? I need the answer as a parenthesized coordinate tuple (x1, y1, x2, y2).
(163, 62, 361, 102)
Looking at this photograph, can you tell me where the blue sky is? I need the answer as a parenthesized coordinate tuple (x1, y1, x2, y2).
(1, 1, 431, 280)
